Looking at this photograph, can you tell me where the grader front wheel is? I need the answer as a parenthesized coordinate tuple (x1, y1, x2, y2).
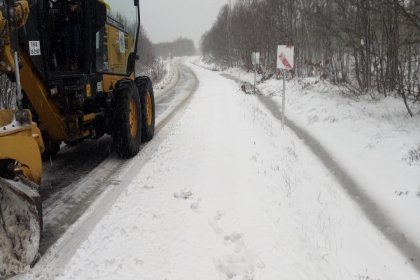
(112, 80, 143, 159)
(135, 76, 155, 142)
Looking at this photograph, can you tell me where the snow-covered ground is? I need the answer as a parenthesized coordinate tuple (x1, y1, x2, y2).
(193, 57, 420, 258)
(22, 59, 420, 279)
(153, 59, 180, 99)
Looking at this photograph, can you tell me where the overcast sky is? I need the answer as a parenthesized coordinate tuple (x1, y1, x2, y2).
(106, 0, 231, 48)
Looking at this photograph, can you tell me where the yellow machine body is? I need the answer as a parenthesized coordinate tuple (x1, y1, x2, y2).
(99, 21, 136, 91)
(0, 1, 46, 184)
(0, 1, 150, 276)
(0, 110, 44, 184)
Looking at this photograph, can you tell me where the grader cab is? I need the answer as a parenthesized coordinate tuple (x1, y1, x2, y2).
(0, 0, 155, 276)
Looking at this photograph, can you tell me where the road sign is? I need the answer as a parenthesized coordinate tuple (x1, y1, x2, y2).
(252, 52, 260, 94)
(252, 52, 260, 66)
(277, 45, 294, 70)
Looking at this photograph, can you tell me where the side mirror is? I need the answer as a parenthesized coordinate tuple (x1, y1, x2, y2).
(126, 52, 136, 75)
(134, 0, 139, 7)
(95, 2, 107, 32)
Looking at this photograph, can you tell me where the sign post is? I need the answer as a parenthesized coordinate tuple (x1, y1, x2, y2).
(276, 45, 294, 130)
(252, 52, 260, 94)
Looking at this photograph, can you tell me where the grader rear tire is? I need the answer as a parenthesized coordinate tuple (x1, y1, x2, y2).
(112, 80, 142, 159)
(135, 76, 155, 142)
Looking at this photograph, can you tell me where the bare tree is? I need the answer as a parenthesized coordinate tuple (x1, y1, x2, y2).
(201, 0, 419, 116)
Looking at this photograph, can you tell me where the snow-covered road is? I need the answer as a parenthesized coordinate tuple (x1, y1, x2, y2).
(31, 61, 197, 259)
(19, 61, 419, 279)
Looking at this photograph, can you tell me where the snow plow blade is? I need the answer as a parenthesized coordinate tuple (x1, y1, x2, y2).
(0, 176, 42, 278)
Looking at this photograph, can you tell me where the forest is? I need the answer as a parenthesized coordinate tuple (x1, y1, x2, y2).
(154, 38, 196, 58)
(201, 0, 420, 115)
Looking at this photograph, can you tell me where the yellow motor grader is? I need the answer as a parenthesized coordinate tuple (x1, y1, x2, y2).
(0, 0, 155, 276)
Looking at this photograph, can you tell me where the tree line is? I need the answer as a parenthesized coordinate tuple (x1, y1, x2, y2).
(201, 0, 420, 115)
(154, 38, 196, 58)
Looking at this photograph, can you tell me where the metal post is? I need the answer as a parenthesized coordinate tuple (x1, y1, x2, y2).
(254, 65, 256, 94)
(282, 70, 286, 130)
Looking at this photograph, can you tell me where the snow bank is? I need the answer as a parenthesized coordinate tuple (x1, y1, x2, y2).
(199, 58, 420, 257)
(153, 59, 177, 98)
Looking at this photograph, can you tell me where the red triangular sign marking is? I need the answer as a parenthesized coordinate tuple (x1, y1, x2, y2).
(279, 53, 292, 69)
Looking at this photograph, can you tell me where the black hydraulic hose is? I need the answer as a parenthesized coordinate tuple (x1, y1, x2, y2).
(5, 0, 23, 109)
(133, 1, 140, 77)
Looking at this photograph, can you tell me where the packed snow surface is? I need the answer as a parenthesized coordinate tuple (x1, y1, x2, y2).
(25, 59, 420, 279)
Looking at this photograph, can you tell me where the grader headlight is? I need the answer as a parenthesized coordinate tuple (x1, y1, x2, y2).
(50, 86, 59, 96)
(0, 109, 32, 132)
(15, 109, 31, 125)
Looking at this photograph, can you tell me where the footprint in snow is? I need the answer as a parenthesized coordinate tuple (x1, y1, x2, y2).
(224, 232, 245, 253)
(134, 258, 144, 266)
(174, 190, 193, 200)
(215, 254, 255, 280)
(219, 232, 266, 274)
(190, 202, 199, 211)
(215, 210, 226, 221)
(365, 143, 376, 150)
(190, 198, 202, 213)
(144, 185, 154, 190)
(209, 220, 223, 235)
(209, 210, 226, 235)
(110, 179, 121, 186)
(323, 116, 338, 123)
(307, 115, 320, 124)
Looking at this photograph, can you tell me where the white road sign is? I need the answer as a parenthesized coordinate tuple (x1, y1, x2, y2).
(277, 45, 294, 70)
(252, 52, 260, 65)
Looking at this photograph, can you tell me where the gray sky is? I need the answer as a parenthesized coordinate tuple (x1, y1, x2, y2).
(106, 0, 230, 48)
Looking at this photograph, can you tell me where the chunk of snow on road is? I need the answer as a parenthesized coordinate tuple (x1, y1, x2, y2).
(403, 144, 420, 166)
(174, 189, 193, 200)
